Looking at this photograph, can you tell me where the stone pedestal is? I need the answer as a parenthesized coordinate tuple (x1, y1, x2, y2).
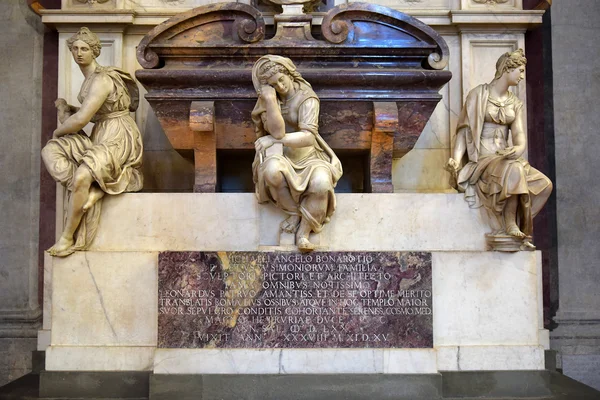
(42, 193, 547, 379)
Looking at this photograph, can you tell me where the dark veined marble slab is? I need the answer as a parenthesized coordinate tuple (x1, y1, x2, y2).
(158, 251, 432, 348)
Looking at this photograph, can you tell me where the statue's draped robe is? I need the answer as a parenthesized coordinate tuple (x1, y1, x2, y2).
(456, 84, 551, 235)
(42, 66, 143, 251)
(252, 83, 343, 233)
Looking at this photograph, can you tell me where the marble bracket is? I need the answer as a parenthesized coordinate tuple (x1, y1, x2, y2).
(273, 8, 314, 41)
(189, 101, 216, 193)
(370, 102, 397, 193)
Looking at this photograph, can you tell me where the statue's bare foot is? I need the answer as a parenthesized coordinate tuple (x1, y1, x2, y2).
(520, 240, 536, 251)
(47, 236, 75, 257)
(280, 215, 300, 233)
(297, 237, 315, 253)
(506, 225, 526, 238)
(83, 186, 105, 212)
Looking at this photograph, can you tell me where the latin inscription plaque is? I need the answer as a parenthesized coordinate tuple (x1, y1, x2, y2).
(158, 251, 432, 348)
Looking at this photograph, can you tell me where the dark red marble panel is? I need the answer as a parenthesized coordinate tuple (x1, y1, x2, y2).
(158, 251, 432, 348)
(370, 102, 397, 193)
(39, 26, 59, 306)
(394, 101, 438, 156)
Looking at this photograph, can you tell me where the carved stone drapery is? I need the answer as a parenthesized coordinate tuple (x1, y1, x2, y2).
(136, 2, 451, 193)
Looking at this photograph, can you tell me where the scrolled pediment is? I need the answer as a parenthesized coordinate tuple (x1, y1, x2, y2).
(321, 3, 449, 70)
(137, 3, 265, 69)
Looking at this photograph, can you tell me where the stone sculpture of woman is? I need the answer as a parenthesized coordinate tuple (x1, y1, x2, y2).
(42, 27, 143, 257)
(446, 49, 552, 251)
(251, 55, 343, 251)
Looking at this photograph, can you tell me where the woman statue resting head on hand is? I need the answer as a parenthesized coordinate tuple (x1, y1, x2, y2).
(251, 55, 343, 252)
(447, 49, 552, 251)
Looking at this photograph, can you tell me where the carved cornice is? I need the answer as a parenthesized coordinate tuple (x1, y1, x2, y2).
(451, 9, 544, 28)
(41, 8, 545, 33)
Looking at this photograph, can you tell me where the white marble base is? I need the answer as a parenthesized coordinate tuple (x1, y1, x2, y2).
(37, 330, 51, 351)
(154, 349, 437, 374)
(43, 248, 545, 373)
(433, 252, 542, 347)
(436, 345, 545, 371)
(46, 346, 155, 371)
(50, 252, 158, 347)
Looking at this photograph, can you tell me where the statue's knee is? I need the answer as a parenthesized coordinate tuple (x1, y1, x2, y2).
(508, 163, 526, 182)
(41, 142, 57, 165)
(73, 166, 92, 191)
(309, 170, 332, 195)
(263, 160, 284, 187)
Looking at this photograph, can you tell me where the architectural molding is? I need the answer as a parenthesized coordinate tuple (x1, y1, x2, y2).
(40, 8, 544, 29)
(0, 309, 42, 338)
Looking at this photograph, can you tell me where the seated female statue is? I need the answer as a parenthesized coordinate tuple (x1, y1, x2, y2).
(251, 55, 343, 251)
(446, 49, 552, 250)
(42, 27, 143, 257)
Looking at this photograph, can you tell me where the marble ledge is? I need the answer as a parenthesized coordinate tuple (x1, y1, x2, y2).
(40, 10, 135, 31)
(47, 346, 543, 373)
(86, 193, 491, 252)
(451, 10, 544, 28)
(153, 349, 437, 375)
(436, 345, 545, 371)
(45, 346, 155, 371)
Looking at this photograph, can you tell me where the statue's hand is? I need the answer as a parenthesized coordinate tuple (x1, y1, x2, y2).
(496, 146, 518, 159)
(52, 129, 64, 140)
(255, 135, 276, 154)
(55, 98, 71, 124)
(259, 85, 277, 102)
(445, 158, 459, 172)
(55, 98, 68, 109)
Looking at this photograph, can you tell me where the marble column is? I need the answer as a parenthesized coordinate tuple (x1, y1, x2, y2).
(549, 0, 600, 391)
(0, 0, 44, 386)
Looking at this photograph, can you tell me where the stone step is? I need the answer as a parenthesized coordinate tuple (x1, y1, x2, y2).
(2, 370, 599, 400)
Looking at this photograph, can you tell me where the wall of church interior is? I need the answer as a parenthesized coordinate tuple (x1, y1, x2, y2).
(0, 0, 44, 387)
(549, 0, 600, 391)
